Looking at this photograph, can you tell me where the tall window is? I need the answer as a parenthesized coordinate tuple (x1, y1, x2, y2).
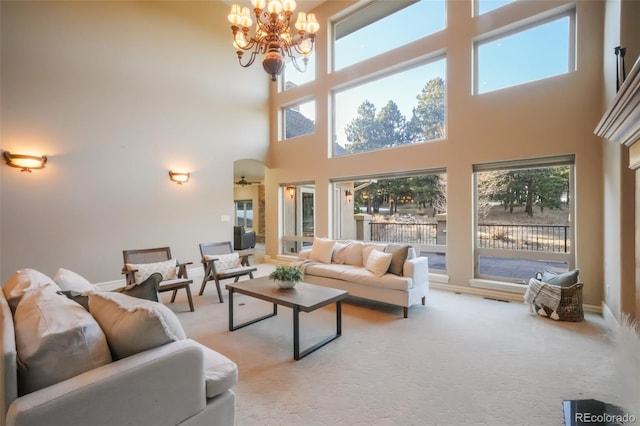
(283, 100, 316, 140)
(235, 200, 253, 228)
(476, 0, 516, 15)
(281, 183, 315, 254)
(333, 58, 446, 156)
(333, 0, 446, 71)
(475, 11, 575, 94)
(332, 170, 447, 273)
(281, 56, 315, 91)
(473, 156, 574, 283)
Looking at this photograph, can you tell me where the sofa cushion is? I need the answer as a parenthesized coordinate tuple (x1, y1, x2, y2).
(112, 272, 162, 302)
(2, 268, 61, 314)
(365, 249, 393, 277)
(125, 259, 177, 283)
(384, 244, 411, 276)
(204, 253, 240, 271)
(198, 342, 239, 398)
(53, 268, 99, 293)
(310, 238, 336, 264)
(343, 241, 364, 266)
(14, 286, 112, 395)
(303, 263, 359, 280)
(340, 268, 413, 291)
(88, 292, 187, 360)
(362, 243, 388, 266)
(331, 242, 349, 264)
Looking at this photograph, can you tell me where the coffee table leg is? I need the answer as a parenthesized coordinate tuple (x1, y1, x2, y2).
(293, 300, 343, 361)
(228, 288, 278, 332)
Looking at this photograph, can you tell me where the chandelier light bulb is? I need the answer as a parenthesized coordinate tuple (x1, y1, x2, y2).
(267, 0, 282, 14)
(227, 4, 241, 25)
(306, 13, 319, 34)
(294, 12, 306, 31)
(299, 39, 312, 55)
(282, 0, 296, 13)
(240, 7, 253, 28)
(251, 0, 266, 9)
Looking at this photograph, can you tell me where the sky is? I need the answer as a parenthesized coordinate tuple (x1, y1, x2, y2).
(283, 0, 569, 148)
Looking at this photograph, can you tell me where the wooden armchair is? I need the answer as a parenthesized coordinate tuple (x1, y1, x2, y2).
(122, 246, 194, 312)
(199, 241, 257, 303)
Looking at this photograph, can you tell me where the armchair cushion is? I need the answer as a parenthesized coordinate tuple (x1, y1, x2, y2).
(88, 292, 186, 360)
(204, 253, 241, 272)
(125, 259, 177, 283)
(14, 286, 112, 395)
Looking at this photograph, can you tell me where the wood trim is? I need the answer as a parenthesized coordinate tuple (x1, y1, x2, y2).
(595, 57, 640, 147)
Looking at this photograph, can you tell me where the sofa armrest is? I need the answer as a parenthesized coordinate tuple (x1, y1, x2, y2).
(403, 257, 429, 291)
(7, 340, 208, 426)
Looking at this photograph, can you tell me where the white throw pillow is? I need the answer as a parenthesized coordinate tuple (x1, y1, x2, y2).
(88, 292, 187, 360)
(125, 259, 177, 283)
(2, 268, 60, 313)
(362, 243, 388, 266)
(14, 286, 112, 395)
(365, 249, 393, 278)
(53, 268, 99, 294)
(204, 253, 240, 271)
(310, 238, 336, 264)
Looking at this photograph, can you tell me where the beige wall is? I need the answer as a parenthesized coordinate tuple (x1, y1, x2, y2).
(266, 0, 607, 306)
(601, 0, 640, 321)
(0, 1, 270, 283)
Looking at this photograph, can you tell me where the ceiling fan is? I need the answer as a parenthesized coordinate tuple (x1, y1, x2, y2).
(234, 176, 261, 186)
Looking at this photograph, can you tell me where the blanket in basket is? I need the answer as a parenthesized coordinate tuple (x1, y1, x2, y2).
(524, 278, 561, 320)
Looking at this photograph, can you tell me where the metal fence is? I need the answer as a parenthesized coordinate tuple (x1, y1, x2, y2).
(477, 224, 569, 252)
(370, 222, 437, 245)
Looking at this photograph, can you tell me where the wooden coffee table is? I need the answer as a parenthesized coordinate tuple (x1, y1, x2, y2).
(226, 276, 348, 360)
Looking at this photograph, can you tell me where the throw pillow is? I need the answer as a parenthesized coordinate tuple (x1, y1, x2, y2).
(125, 259, 177, 283)
(310, 238, 336, 264)
(2, 268, 60, 314)
(88, 291, 187, 360)
(365, 249, 393, 278)
(362, 243, 387, 266)
(539, 269, 579, 288)
(331, 242, 349, 264)
(53, 268, 100, 294)
(14, 286, 112, 395)
(112, 272, 162, 302)
(343, 242, 364, 266)
(384, 244, 411, 276)
(204, 253, 241, 271)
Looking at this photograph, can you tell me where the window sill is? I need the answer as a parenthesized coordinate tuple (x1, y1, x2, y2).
(470, 279, 527, 294)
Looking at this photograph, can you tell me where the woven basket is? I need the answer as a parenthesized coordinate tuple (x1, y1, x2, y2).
(535, 282, 584, 322)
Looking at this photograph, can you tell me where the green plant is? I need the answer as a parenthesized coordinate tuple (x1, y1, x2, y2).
(269, 265, 303, 283)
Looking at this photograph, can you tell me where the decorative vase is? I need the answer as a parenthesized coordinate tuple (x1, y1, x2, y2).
(276, 280, 297, 289)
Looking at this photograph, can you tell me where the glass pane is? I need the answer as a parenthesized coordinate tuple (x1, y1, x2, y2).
(333, 59, 446, 156)
(282, 184, 315, 254)
(478, 0, 516, 15)
(475, 165, 572, 282)
(283, 100, 316, 140)
(334, 0, 445, 71)
(477, 16, 571, 94)
(282, 55, 315, 90)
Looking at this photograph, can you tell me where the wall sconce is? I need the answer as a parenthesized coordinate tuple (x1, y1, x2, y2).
(168, 171, 190, 185)
(286, 186, 295, 199)
(3, 151, 47, 172)
(345, 189, 352, 202)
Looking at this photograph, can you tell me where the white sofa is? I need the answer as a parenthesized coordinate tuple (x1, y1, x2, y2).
(0, 268, 237, 426)
(294, 239, 429, 318)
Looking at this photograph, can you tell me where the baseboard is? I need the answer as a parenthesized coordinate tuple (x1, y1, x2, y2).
(431, 282, 602, 314)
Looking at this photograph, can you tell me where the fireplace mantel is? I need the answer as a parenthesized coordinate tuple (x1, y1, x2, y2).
(595, 57, 640, 156)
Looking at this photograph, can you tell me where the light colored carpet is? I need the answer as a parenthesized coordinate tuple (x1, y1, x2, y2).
(166, 264, 622, 425)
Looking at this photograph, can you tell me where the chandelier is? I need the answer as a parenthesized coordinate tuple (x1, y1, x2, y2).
(227, 0, 320, 81)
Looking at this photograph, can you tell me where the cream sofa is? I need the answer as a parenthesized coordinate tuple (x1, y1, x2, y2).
(294, 239, 429, 318)
(0, 268, 237, 426)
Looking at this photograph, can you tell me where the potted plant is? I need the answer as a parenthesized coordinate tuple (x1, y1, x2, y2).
(269, 265, 303, 289)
